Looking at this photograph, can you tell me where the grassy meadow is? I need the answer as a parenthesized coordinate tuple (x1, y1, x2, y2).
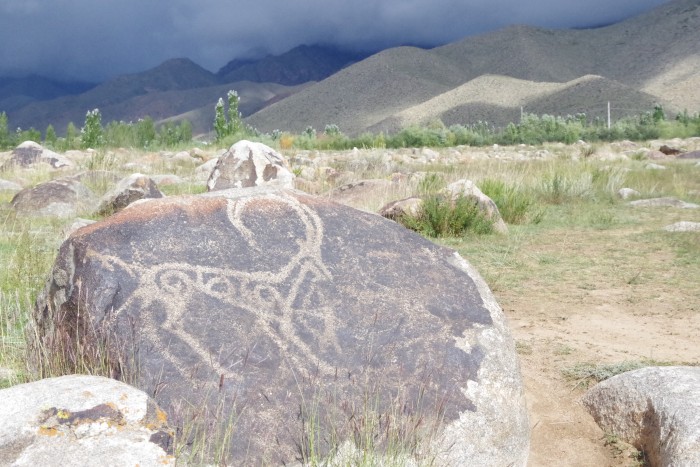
(1, 139, 699, 464)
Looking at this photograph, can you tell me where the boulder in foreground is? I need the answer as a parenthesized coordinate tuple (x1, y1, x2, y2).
(31, 187, 528, 465)
(582, 366, 700, 467)
(0, 374, 173, 466)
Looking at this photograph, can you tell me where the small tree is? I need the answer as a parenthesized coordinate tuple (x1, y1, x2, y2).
(44, 124, 57, 147)
(66, 122, 78, 149)
(0, 112, 10, 149)
(214, 98, 227, 142)
(81, 108, 103, 148)
(227, 90, 242, 135)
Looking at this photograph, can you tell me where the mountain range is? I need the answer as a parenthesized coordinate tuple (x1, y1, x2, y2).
(2, 0, 699, 138)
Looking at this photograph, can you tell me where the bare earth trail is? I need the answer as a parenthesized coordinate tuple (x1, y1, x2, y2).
(459, 205, 700, 466)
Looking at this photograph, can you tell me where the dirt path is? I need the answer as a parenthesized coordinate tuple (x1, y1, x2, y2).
(471, 207, 700, 466)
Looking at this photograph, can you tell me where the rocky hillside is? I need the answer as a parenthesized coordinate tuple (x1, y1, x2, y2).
(3, 0, 698, 138)
(217, 44, 369, 85)
(246, 0, 700, 135)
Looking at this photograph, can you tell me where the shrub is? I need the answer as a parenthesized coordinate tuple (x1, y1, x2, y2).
(479, 179, 539, 224)
(399, 195, 494, 237)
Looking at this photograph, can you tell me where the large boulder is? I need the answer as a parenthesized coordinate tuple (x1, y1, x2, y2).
(582, 366, 700, 467)
(96, 173, 164, 215)
(30, 187, 529, 465)
(1, 141, 72, 170)
(10, 178, 97, 218)
(0, 374, 173, 466)
(206, 140, 295, 191)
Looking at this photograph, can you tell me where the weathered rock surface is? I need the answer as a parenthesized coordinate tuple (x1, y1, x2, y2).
(96, 173, 164, 215)
(329, 179, 397, 206)
(0, 178, 23, 193)
(378, 196, 423, 220)
(11, 178, 97, 218)
(442, 179, 509, 234)
(678, 150, 700, 159)
(0, 374, 174, 466)
(629, 197, 699, 209)
(617, 187, 641, 200)
(207, 140, 294, 191)
(0, 141, 72, 170)
(582, 366, 700, 467)
(32, 187, 529, 465)
(664, 221, 700, 232)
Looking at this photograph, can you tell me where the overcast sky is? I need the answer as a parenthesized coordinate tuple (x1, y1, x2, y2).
(0, 0, 670, 82)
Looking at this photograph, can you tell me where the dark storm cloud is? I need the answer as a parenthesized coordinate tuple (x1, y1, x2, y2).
(0, 0, 669, 81)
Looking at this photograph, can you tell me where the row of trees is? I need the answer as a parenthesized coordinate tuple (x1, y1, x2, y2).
(3, 100, 699, 152)
(0, 109, 193, 151)
(265, 105, 700, 150)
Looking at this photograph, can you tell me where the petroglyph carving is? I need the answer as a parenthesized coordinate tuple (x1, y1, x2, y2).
(91, 193, 341, 384)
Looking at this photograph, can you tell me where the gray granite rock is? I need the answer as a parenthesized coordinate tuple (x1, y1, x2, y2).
(96, 173, 164, 215)
(0, 375, 174, 466)
(31, 187, 528, 465)
(629, 197, 699, 209)
(207, 140, 295, 191)
(1, 141, 72, 170)
(11, 178, 97, 218)
(583, 366, 700, 467)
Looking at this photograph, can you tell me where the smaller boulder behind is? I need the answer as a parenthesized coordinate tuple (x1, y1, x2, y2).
(96, 173, 164, 216)
(206, 140, 294, 191)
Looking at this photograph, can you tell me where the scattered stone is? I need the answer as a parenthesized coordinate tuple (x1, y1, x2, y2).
(658, 144, 681, 156)
(629, 197, 699, 209)
(646, 150, 671, 160)
(678, 150, 700, 159)
(378, 196, 423, 220)
(0, 374, 174, 466)
(645, 162, 666, 170)
(96, 173, 164, 216)
(171, 151, 197, 164)
(664, 221, 700, 232)
(194, 157, 219, 181)
(150, 174, 184, 186)
(582, 366, 700, 467)
(328, 179, 396, 207)
(63, 218, 97, 238)
(0, 141, 72, 170)
(442, 179, 509, 234)
(617, 188, 641, 200)
(32, 187, 529, 466)
(11, 178, 97, 218)
(0, 179, 23, 192)
(207, 140, 295, 191)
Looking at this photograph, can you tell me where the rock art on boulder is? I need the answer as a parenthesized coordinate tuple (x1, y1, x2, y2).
(96, 173, 164, 216)
(1, 141, 72, 170)
(0, 374, 174, 466)
(11, 178, 97, 218)
(31, 187, 529, 466)
(206, 140, 294, 191)
(442, 179, 508, 234)
(582, 366, 700, 467)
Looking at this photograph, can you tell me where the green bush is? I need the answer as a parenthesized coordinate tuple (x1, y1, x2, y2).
(399, 195, 494, 237)
(479, 179, 539, 224)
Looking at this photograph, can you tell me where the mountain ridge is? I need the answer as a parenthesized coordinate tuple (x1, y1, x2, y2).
(3, 0, 699, 137)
